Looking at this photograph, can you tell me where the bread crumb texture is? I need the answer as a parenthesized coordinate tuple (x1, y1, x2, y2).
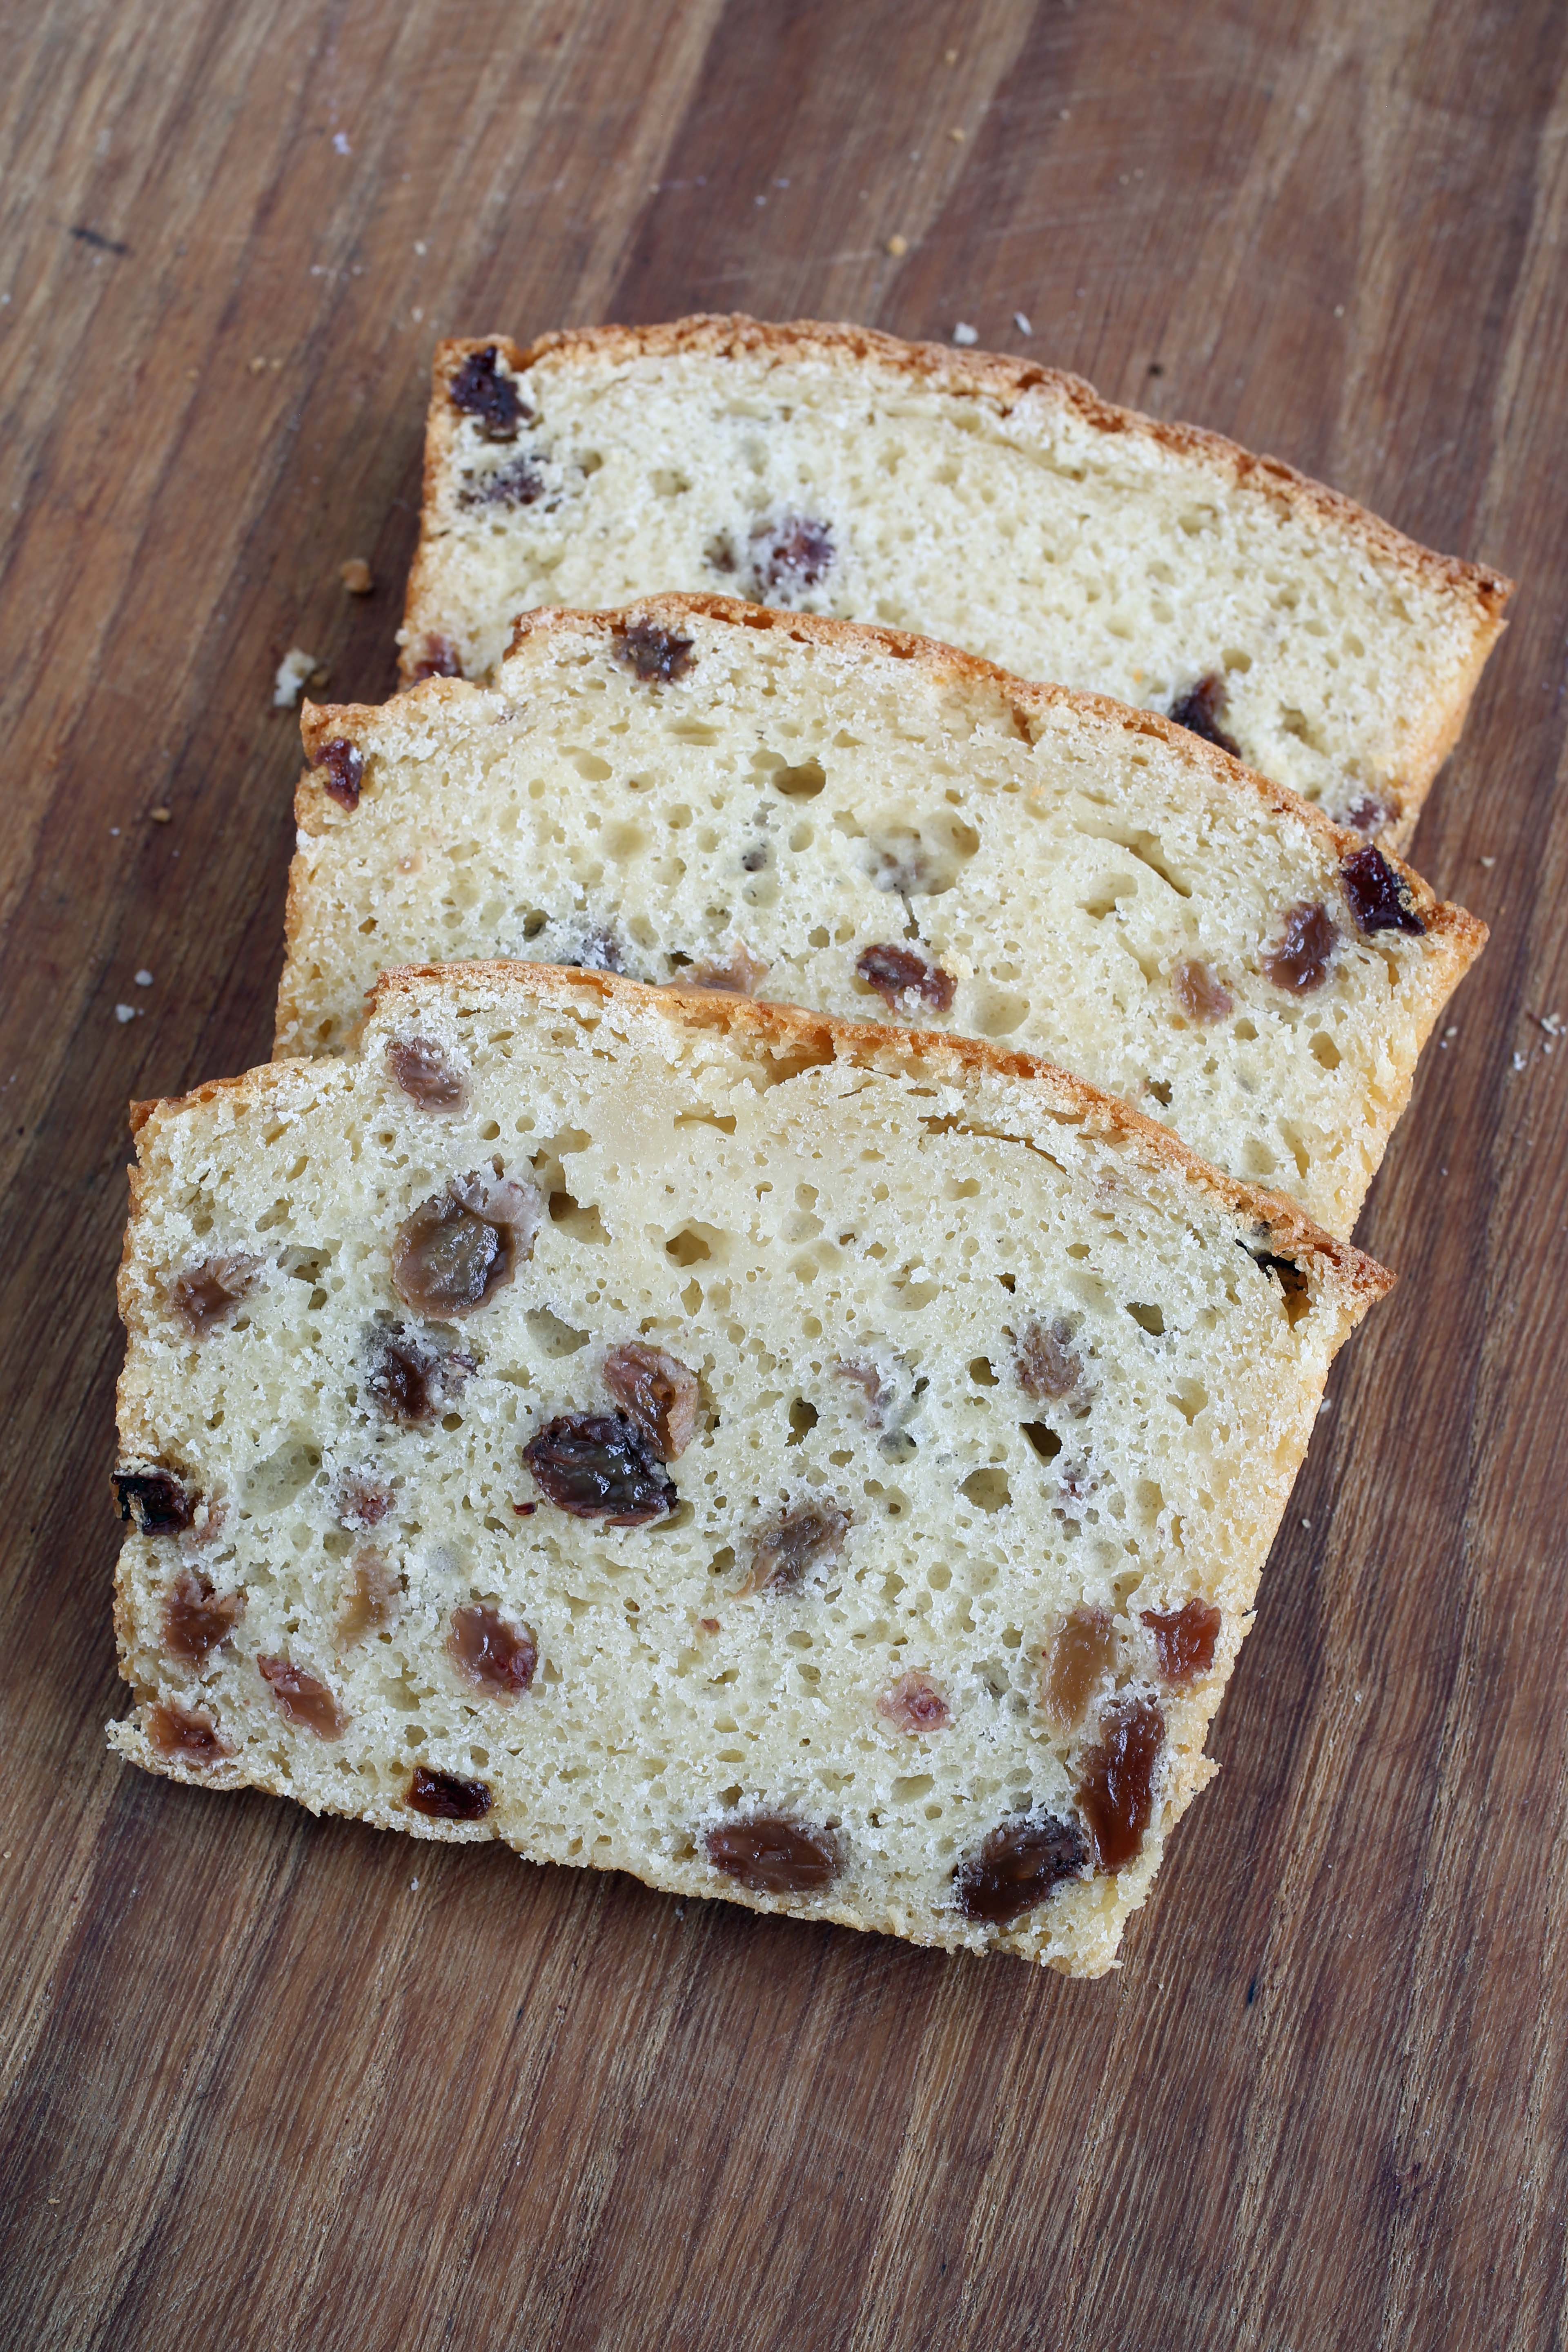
(399, 318, 1510, 844)
(282, 599, 1483, 1238)
(113, 969, 1387, 1977)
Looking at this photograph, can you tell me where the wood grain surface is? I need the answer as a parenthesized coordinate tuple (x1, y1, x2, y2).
(2, 3, 1565, 2346)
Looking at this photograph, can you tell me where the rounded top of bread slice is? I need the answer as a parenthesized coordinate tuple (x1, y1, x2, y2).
(282, 594, 1483, 1238)
(402, 316, 1510, 843)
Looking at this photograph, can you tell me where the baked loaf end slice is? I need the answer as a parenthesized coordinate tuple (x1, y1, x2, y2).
(113, 965, 1391, 1978)
(399, 317, 1511, 848)
(279, 596, 1485, 1241)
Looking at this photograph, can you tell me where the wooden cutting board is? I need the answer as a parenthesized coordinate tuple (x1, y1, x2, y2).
(3, 3, 1565, 2345)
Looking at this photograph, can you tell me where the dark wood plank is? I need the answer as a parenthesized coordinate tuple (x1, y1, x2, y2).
(1, 3, 1565, 2347)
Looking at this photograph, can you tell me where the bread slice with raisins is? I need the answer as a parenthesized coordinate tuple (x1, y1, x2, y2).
(112, 964, 1391, 1978)
(278, 597, 1484, 1241)
(399, 317, 1510, 848)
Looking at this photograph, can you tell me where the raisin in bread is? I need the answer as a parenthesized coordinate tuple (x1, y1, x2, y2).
(279, 597, 1484, 1241)
(399, 317, 1510, 847)
(112, 964, 1391, 1978)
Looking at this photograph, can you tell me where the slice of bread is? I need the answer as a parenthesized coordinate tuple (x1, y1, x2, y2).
(279, 597, 1485, 1241)
(399, 317, 1511, 848)
(111, 964, 1391, 1978)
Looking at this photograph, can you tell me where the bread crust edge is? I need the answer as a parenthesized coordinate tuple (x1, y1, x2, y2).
(400, 321, 1513, 829)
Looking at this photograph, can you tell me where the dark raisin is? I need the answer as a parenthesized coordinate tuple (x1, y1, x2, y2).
(877, 1671, 951, 1735)
(258, 1656, 347, 1739)
(414, 1223, 506, 1316)
(954, 1812, 1089, 1924)
(1169, 673, 1241, 760)
(448, 344, 523, 440)
(835, 1360, 891, 1427)
(408, 1764, 493, 1821)
(602, 1342, 701, 1461)
(523, 1410, 677, 1525)
(458, 454, 544, 508)
(388, 1037, 466, 1111)
(313, 738, 364, 811)
(744, 1505, 849, 1595)
(1342, 793, 1393, 836)
(1261, 901, 1338, 993)
(449, 1606, 537, 1696)
(703, 1814, 843, 1895)
(1171, 959, 1232, 1023)
(685, 942, 769, 996)
(173, 1254, 258, 1335)
(1341, 845, 1425, 935)
(1042, 1606, 1116, 1733)
(1077, 1696, 1164, 1872)
(115, 1469, 196, 1535)
(704, 533, 737, 574)
(568, 926, 626, 974)
(336, 1471, 392, 1528)
(1013, 1318, 1082, 1403)
(339, 1551, 399, 1642)
(410, 634, 462, 682)
(163, 1569, 245, 1664)
(749, 514, 835, 597)
(365, 1325, 475, 1425)
(613, 621, 694, 684)
(147, 1702, 232, 1763)
(393, 1172, 541, 1318)
(1141, 1599, 1222, 1684)
(865, 837, 947, 899)
(1054, 1457, 1096, 1510)
(855, 943, 956, 1012)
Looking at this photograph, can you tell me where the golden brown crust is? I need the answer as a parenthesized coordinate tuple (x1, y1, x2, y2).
(365, 960, 1396, 1319)
(428, 319, 1513, 620)
(127, 1055, 325, 1151)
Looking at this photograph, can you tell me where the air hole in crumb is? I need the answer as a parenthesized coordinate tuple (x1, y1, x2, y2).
(960, 1466, 1012, 1512)
(973, 989, 1029, 1038)
(549, 1192, 608, 1244)
(527, 1306, 591, 1356)
(772, 759, 826, 800)
(1169, 1378, 1208, 1424)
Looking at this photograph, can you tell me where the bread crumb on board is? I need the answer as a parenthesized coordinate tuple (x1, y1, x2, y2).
(274, 648, 323, 709)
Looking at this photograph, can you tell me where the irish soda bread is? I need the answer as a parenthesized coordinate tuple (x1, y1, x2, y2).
(399, 317, 1510, 847)
(280, 597, 1485, 1240)
(112, 966, 1390, 1977)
